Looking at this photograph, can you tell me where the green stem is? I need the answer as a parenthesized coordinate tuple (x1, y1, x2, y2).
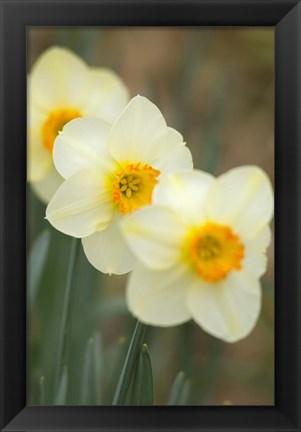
(39, 376, 45, 405)
(112, 320, 147, 405)
(55, 237, 80, 388)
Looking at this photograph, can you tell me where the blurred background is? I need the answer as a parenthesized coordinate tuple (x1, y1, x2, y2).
(27, 28, 274, 405)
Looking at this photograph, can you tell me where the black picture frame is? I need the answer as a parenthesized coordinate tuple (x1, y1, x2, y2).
(0, 0, 300, 431)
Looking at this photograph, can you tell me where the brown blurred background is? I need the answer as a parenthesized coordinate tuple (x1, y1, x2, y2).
(28, 28, 274, 405)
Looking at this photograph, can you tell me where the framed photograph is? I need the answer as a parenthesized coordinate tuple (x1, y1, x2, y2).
(0, 1, 300, 431)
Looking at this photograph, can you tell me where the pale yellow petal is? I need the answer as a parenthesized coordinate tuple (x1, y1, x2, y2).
(53, 117, 116, 179)
(153, 170, 214, 224)
(28, 101, 47, 130)
(155, 144, 193, 173)
(46, 170, 113, 237)
(28, 130, 52, 182)
(248, 225, 272, 248)
(30, 167, 63, 204)
(82, 214, 136, 275)
(108, 95, 169, 163)
(243, 242, 268, 278)
(241, 226, 272, 278)
(126, 264, 192, 326)
(165, 127, 185, 146)
(187, 269, 261, 343)
(151, 127, 192, 172)
(121, 206, 186, 270)
(30, 47, 89, 110)
(207, 166, 274, 237)
(82, 68, 129, 122)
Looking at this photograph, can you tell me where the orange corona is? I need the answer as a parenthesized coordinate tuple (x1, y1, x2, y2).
(42, 108, 82, 153)
(185, 222, 244, 282)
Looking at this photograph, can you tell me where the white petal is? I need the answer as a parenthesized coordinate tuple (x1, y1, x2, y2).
(82, 68, 129, 122)
(126, 264, 192, 326)
(53, 117, 116, 179)
(159, 145, 193, 172)
(30, 167, 63, 204)
(28, 102, 47, 129)
(187, 269, 261, 343)
(121, 206, 186, 270)
(165, 127, 185, 146)
(207, 166, 274, 236)
(46, 170, 113, 237)
(153, 170, 215, 224)
(243, 242, 268, 278)
(152, 127, 192, 172)
(82, 214, 136, 275)
(242, 226, 272, 278)
(108, 95, 169, 163)
(28, 130, 52, 182)
(249, 225, 272, 248)
(154, 131, 193, 172)
(30, 47, 89, 110)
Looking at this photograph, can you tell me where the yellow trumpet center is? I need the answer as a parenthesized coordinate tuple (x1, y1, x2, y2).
(113, 163, 161, 214)
(42, 108, 82, 153)
(185, 222, 244, 282)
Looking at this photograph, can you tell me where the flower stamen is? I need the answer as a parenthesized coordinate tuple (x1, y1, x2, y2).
(113, 163, 160, 214)
(184, 222, 244, 282)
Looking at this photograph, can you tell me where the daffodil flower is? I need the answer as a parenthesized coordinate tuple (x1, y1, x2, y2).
(121, 167, 274, 342)
(46, 96, 193, 275)
(28, 47, 129, 202)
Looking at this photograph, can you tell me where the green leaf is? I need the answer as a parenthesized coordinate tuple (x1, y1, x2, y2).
(54, 366, 68, 405)
(103, 336, 128, 404)
(177, 379, 191, 405)
(81, 337, 94, 404)
(39, 376, 45, 405)
(129, 343, 153, 405)
(168, 371, 191, 405)
(93, 332, 103, 404)
(55, 237, 80, 388)
(65, 244, 101, 404)
(81, 334, 103, 405)
(112, 320, 147, 405)
(28, 230, 50, 307)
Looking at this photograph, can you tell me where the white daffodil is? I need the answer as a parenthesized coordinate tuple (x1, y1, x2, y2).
(46, 95, 193, 275)
(122, 167, 274, 342)
(28, 46, 129, 203)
